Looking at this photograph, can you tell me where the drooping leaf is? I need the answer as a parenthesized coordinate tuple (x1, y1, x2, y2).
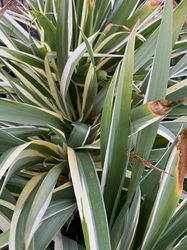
(0, 99, 66, 130)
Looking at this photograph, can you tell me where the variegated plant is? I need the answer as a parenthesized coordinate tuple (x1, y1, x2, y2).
(0, 0, 187, 249)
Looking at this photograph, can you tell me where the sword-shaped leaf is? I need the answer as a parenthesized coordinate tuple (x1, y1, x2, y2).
(67, 148, 111, 250)
(56, 0, 72, 74)
(100, 23, 137, 218)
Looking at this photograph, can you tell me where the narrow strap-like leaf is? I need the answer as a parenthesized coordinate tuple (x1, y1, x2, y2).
(68, 148, 111, 250)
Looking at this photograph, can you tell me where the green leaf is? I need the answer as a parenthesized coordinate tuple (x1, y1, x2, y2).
(0, 99, 66, 130)
(170, 54, 187, 78)
(0, 126, 49, 139)
(141, 135, 184, 249)
(101, 24, 137, 219)
(55, 235, 85, 250)
(126, 1, 160, 28)
(88, 84, 109, 119)
(1, 13, 35, 45)
(118, 187, 141, 250)
(81, 31, 98, 120)
(33, 200, 76, 250)
(60, 33, 97, 109)
(95, 31, 128, 56)
(67, 148, 111, 250)
(162, 119, 187, 136)
(144, 2, 173, 102)
(84, 0, 95, 37)
(0, 180, 16, 220)
(24, 163, 63, 248)
(0, 130, 24, 153)
(0, 212, 10, 231)
(9, 173, 45, 250)
(173, 235, 187, 250)
(49, 125, 67, 147)
(33, 11, 56, 50)
(0, 60, 55, 111)
(0, 142, 59, 193)
(44, 52, 65, 112)
(0, 63, 49, 98)
(0, 139, 60, 186)
(135, 145, 174, 249)
(0, 47, 44, 69)
(68, 123, 90, 148)
(100, 64, 120, 164)
(109, 0, 140, 25)
(94, 0, 113, 31)
(166, 79, 187, 100)
(0, 27, 16, 49)
(126, 0, 173, 205)
(154, 198, 187, 249)
(0, 230, 9, 249)
(134, 0, 187, 73)
(112, 1, 174, 244)
(56, 0, 72, 74)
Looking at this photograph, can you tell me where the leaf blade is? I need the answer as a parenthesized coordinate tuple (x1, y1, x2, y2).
(67, 148, 111, 250)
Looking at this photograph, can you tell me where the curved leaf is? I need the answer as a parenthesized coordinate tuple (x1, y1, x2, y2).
(0, 99, 66, 130)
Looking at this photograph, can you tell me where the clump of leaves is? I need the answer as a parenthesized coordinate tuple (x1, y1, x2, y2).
(0, 0, 187, 249)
